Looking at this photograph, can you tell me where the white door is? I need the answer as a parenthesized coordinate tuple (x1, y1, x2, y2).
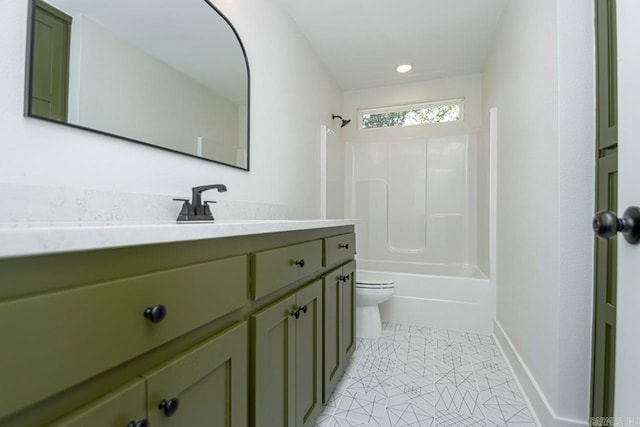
(614, 0, 640, 415)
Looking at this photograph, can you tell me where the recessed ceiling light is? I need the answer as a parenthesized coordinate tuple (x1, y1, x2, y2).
(396, 64, 412, 73)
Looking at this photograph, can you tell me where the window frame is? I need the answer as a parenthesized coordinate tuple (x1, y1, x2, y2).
(357, 98, 465, 130)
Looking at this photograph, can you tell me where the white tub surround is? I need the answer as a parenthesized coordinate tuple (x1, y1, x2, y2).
(343, 75, 484, 272)
(0, 219, 358, 259)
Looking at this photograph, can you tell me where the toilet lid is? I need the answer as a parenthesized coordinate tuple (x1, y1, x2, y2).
(356, 279, 395, 289)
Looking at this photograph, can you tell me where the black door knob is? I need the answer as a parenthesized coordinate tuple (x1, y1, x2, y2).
(291, 309, 301, 319)
(126, 420, 149, 427)
(159, 398, 180, 416)
(299, 305, 308, 314)
(593, 206, 640, 244)
(338, 243, 349, 249)
(144, 304, 167, 323)
(294, 259, 305, 268)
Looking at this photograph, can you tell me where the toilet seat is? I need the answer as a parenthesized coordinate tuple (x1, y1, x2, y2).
(356, 279, 395, 289)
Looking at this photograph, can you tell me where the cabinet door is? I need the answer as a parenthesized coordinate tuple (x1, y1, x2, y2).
(252, 295, 297, 427)
(295, 280, 323, 427)
(341, 261, 356, 361)
(322, 268, 343, 403)
(48, 379, 147, 427)
(145, 322, 248, 427)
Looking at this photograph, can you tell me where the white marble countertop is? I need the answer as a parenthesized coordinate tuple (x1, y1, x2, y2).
(0, 219, 358, 259)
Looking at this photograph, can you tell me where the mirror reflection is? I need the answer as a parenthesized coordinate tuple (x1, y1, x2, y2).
(27, 0, 250, 170)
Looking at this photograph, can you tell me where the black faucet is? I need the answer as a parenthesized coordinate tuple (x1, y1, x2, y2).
(174, 184, 227, 222)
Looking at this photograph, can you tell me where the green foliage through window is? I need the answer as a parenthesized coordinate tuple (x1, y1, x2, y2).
(361, 102, 462, 129)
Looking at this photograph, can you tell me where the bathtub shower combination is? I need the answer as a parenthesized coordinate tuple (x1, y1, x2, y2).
(349, 135, 493, 334)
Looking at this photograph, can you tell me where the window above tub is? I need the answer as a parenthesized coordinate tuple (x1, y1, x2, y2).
(358, 98, 464, 130)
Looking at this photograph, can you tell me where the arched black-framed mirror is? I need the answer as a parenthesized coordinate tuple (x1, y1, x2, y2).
(26, 0, 250, 170)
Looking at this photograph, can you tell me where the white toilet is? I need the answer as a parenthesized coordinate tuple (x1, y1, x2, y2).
(355, 276, 395, 339)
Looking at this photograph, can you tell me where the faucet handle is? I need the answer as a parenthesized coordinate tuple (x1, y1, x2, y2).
(203, 201, 217, 217)
(173, 198, 192, 220)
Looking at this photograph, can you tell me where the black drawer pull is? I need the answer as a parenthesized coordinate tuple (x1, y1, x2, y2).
(126, 420, 149, 427)
(159, 398, 180, 417)
(294, 259, 305, 268)
(291, 309, 301, 319)
(299, 305, 308, 314)
(144, 304, 167, 323)
(338, 243, 349, 249)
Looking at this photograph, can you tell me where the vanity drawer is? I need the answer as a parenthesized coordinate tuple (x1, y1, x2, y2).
(323, 233, 356, 266)
(252, 240, 322, 300)
(0, 255, 247, 420)
(48, 379, 147, 427)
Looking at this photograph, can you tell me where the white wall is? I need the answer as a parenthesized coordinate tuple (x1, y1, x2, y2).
(0, 0, 342, 219)
(484, 0, 595, 424)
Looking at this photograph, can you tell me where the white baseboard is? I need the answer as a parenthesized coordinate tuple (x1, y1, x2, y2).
(493, 320, 590, 427)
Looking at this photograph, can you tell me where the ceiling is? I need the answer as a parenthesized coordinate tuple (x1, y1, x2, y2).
(276, 0, 508, 91)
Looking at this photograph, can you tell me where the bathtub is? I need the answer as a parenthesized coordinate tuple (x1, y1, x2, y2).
(357, 259, 494, 334)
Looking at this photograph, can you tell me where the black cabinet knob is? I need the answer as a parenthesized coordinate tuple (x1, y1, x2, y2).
(338, 243, 349, 249)
(299, 305, 308, 314)
(339, 274, 350, 283)
(593, 206, 640, 244)
(159, 398, 180, 417)
(144, 305, 167, 323)
(294, 259, 305, 268)
(291, 309, 301, 319)
(126, 420, 149, 427)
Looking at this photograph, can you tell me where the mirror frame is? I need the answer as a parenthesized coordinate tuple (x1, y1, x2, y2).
(24, 0, 251, 171)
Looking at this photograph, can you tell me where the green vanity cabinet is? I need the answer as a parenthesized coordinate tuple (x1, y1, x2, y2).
(252, 280, 323, 427)
(145, 322, 248, 427)
(0, 224, 355, 427)
(322, 261, 356, 403)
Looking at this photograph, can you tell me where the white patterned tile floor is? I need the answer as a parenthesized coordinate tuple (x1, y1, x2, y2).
(315, 322, 538, 427)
